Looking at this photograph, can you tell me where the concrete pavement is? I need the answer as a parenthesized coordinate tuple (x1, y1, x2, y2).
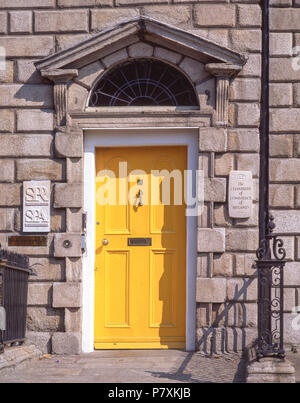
(0, 350, 247, 383)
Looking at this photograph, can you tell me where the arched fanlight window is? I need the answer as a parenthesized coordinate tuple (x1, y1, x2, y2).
(89, 58, 199, 107)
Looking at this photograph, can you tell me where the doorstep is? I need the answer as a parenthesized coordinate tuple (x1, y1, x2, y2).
(0, 343, 42, 375)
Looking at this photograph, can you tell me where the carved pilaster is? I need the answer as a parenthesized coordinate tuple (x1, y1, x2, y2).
(54, 83, 67, 126)
(205, 63, 242, 127)
(41, 69, 78, 127)
(215, 77, 229, 127)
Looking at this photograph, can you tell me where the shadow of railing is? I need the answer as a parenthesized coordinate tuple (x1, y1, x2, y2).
(197, 277, 257, 354)
(146, 352, 212, 383)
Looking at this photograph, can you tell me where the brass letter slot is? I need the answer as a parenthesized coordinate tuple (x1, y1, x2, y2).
(127, 238, 152, 246)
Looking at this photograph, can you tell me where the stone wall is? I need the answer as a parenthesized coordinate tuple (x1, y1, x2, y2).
(269, 0, 300, 348)
(0, 0, 296, 354)
(195, 1, 261, 352)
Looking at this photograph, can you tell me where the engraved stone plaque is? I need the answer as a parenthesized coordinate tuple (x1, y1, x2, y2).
(23, 181, 50, 232)
(229, 171, 253, 218)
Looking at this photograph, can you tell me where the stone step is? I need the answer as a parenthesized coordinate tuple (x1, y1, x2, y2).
(0, 343, 42, 375)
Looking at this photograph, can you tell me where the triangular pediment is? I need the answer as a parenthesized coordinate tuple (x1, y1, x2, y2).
(35, 16, 246, 72)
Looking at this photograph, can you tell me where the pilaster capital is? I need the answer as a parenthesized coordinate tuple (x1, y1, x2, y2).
(40, 69, 78, 126)
(205, 63, 242, 78)
(41, 68, 78, 83)
(206, 64, 242, 127)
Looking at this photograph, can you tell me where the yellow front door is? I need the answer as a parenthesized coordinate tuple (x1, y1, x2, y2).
(94, 146, 186, 349)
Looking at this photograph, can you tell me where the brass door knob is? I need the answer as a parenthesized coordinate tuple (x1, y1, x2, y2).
(102, 238, 109, 246)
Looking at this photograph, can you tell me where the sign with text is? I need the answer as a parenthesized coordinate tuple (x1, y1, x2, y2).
(229, 171, 253, 218)
(23, 181, 50, 232)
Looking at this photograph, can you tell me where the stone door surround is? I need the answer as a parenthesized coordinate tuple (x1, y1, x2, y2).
(33, 16, 247, 354)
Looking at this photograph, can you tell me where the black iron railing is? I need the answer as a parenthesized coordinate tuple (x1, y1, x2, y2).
(0, 248, 32, 353)
(255, 214, 286, 359)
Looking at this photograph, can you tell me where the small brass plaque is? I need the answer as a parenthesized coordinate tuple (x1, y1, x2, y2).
(8, 235, 47, 247)
(128, 237, 152, 246)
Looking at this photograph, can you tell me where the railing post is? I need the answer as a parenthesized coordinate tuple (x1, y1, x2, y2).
(255, 214, 286, 360)
(0, 263, 4, 354)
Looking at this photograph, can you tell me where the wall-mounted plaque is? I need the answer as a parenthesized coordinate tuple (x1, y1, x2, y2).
(8, 235, 47, 247)
(23, 181, 50, 232)
(229, 171, 253, 218)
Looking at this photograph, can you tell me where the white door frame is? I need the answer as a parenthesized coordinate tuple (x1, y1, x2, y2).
(82, 128, 198, 353)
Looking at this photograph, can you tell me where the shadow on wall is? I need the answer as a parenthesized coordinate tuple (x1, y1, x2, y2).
(198, 327, 257, 355)
(15, 83, 53, 107)
(197, 277, 257, 354)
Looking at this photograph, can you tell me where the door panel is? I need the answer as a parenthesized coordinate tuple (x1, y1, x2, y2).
(104, 250, 130, 327)
(102, 156, 130, 234)
(149, 249, 176, 328)
(94, 146, 186, 349)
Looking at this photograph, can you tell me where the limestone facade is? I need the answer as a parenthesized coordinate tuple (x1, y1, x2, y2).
(0, 0, 298, 355)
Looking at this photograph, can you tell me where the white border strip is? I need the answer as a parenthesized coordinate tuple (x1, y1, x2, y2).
(82, 128, 198, 353)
